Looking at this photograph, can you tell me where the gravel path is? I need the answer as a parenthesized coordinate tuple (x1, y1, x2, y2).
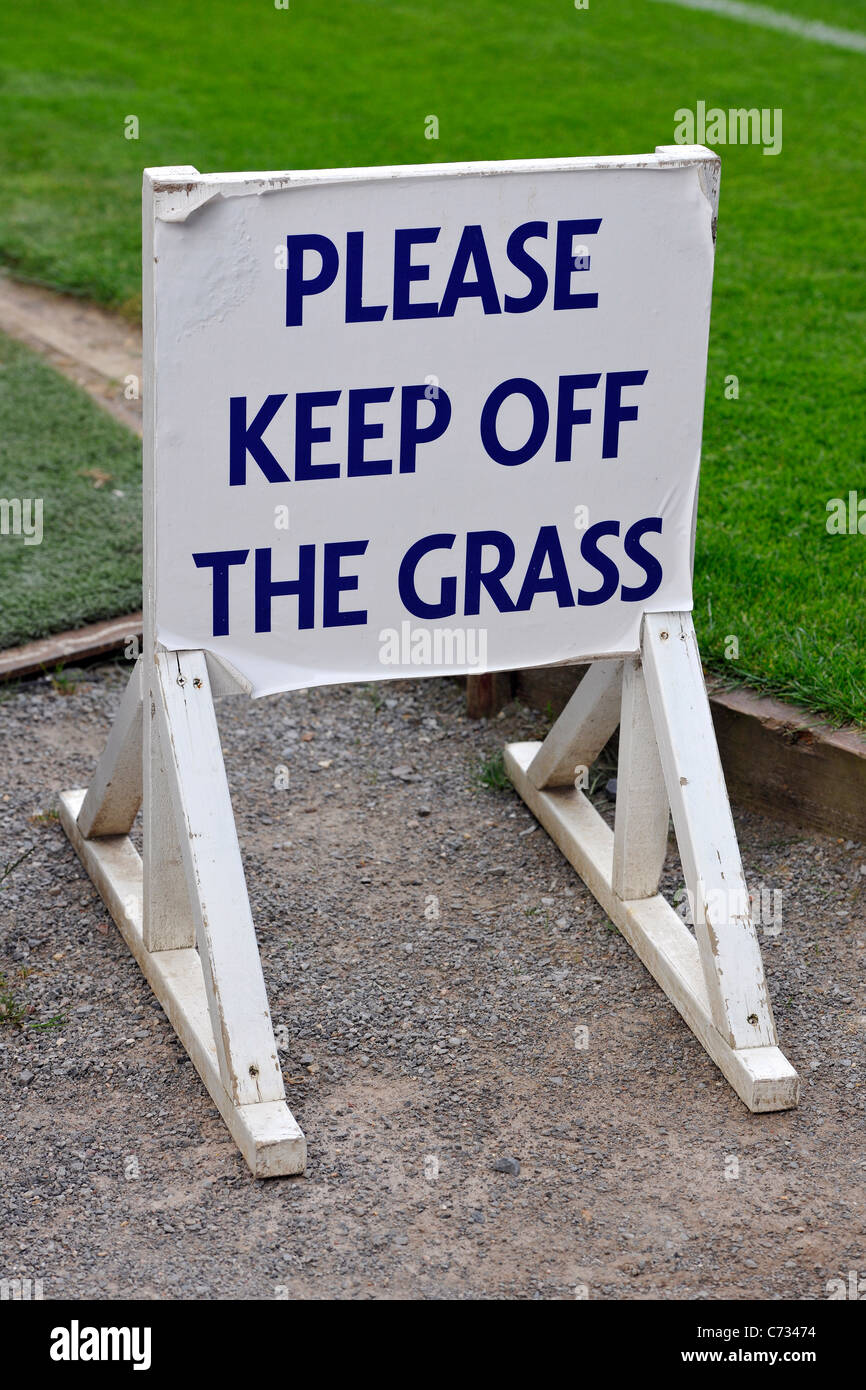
(1, 661, 863, 1300)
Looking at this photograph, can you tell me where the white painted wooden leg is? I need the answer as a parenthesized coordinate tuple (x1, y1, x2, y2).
(641, 612, 776, 1051)
(527, 658, 623, 789)
(612, 657, 670, 900)
(76, 658, 143, 838)
(152, 648, 285, 1107)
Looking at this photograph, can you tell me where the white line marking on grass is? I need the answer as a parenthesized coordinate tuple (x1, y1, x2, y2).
(649, 0, 866, 54)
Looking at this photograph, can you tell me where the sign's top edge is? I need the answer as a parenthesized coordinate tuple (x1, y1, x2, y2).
(145, 147, 720, 223)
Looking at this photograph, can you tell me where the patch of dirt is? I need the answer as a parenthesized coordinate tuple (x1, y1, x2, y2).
(0, 273, 141, 434)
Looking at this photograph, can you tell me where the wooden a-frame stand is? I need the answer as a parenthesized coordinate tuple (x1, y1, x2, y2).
(505, 611, 799, 1113)
(58, 608, 798, 1181)
(59, 646, 306, 1177)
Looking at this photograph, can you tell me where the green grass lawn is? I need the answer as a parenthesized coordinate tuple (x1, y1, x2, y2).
(0, 0, 865, 721)
(0, 332, 142, 647)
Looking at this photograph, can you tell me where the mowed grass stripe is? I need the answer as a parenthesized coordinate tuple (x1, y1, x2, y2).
(649, 0, 866, 54)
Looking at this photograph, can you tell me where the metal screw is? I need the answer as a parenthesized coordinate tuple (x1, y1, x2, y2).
(193, 677, 202, 689)
(660, 630, 669, 641)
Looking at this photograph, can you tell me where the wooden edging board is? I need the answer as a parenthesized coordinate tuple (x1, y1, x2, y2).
(0, 614, 143, 682)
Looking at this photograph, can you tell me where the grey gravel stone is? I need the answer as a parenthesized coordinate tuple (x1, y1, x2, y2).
(493, 1156, 521, 1176)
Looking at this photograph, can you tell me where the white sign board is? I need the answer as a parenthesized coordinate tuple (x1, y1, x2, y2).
(146, 151, 717, 697)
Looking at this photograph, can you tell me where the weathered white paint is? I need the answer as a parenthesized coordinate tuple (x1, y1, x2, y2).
(149, 147, 724, 222)
(139, 166, 198, 959)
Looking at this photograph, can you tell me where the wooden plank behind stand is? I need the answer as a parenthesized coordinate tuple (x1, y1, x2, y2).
(485, 666, 866, 842)
(0, 613, 142, 682)
(466, 672, 514, 719)
(705, 680, 866, 841)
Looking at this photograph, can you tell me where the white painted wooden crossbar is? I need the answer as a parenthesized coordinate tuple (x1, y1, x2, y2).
(76, 658, 143, 838)
(527, 659, 623, 789)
